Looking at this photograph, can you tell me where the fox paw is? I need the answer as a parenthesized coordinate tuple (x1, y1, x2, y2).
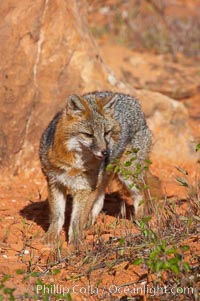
(42, 230, 59, 247)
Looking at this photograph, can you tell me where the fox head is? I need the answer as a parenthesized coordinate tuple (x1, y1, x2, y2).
(64, 94, 120, 160)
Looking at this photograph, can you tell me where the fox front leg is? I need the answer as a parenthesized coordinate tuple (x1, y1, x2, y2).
(90, 192, 105, 225)
(43, 183, 66, 245)
(68, 190, 97, 243)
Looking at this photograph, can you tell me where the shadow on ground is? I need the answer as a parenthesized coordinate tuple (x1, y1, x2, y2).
(20, 193, 135, 240)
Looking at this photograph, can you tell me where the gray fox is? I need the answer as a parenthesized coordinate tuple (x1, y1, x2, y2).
(39, 91, 152, 244)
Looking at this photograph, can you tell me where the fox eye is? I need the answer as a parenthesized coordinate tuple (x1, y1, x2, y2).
(104, 130, 112, 136)
(81, 132, 93, 138)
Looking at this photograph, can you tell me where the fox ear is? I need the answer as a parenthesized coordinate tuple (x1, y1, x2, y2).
(67, 94, 86, 115)
(103, 95, 117, 114)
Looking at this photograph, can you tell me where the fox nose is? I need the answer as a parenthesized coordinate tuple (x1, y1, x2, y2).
(101, 150, 108, 157)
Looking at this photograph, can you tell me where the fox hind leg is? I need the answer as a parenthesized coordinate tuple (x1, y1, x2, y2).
(129, 185, 145, 220)
(118, 130, 152, 220)
(118, 175, 145, 220)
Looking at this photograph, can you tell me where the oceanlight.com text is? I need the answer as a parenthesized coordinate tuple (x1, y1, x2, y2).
(36, 283, 194, 297)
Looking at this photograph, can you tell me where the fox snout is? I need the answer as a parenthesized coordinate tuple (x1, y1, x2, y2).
(94, 149, 108, 160)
